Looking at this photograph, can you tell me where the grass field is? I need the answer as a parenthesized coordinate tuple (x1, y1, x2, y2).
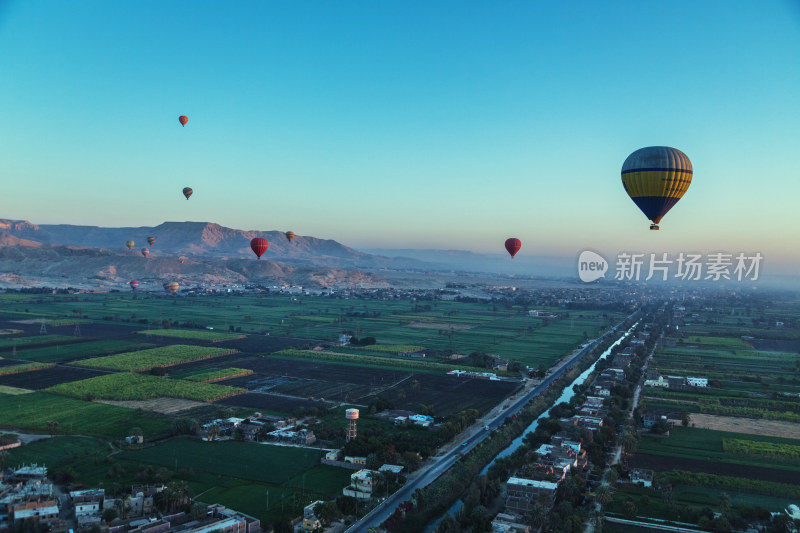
(47, 373, 246, 402)
(0, 391, 169, 438)
(11, 339, 154, 363)
(72, 345, 238, 372)
(137, 328, 246, 342)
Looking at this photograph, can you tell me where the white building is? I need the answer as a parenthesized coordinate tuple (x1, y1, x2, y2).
(644, 376, 669, 388)
(686, 377, 708, 387)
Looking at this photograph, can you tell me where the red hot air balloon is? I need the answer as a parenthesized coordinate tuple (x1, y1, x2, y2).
(147, 236, 156, 246)
(141, 248, 149, 257)
(179, 115, 188, 127)
(250, 238, 269, 259)
(129, 280, 139, 290)
(505, 238, 522, 259)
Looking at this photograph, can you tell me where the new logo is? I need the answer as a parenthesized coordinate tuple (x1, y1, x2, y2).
(578, 250, 608, 282)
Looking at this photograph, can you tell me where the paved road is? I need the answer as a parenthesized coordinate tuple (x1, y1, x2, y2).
(346, 312, 640, 533)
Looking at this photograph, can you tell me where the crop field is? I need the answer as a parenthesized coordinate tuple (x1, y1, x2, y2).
(0, 365, 106, 389)
(0, 334, 80, 350)
(119, 438, 325, 485)
(72, 345, 238, 371)
(0, 391, 169, 437)
(137, 328, 246, 342)
(215, 392, 329, 413)
(3, 436, 111, 485)
(0, 362, 55, 375)
(637, 427, 800, 473)
(47, 372, 246, 402)
(182, 367, 254, 383)
(164, 352, 518, 415)
(607, 483, 796, 524)
(11, 339, 154, 363)
(0, 293, 622, 370)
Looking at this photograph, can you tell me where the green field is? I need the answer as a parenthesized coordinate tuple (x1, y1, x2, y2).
(11, 340, 154, 363)
(120, 438, 324, 485)
(181, 368, 254, 382)
(638, 426, 800, 472)
(0, 334, 79, 349)
(0, 293, 623, 369)
(47, 373, 246, 402)
(137, 328, 246, 342)
(0, 362, 55, 375)
(3, 436, 111, 485)
(0, 392, 169, 438)
(72, 345, 237, 372)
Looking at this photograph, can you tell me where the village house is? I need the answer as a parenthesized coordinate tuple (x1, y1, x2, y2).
(505, 477, 558, 514)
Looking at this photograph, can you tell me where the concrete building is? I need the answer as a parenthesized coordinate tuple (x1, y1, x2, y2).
(342, 470, 375, 500)
(302, 500, 324, 532)
(505, 477, 558, 515)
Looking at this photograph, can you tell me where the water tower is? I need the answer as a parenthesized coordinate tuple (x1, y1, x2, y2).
(345, 408, 359, 442)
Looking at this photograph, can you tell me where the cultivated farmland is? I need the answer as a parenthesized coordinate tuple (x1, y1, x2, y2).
(137, 328, 246, 342)
(72, 345, 238, 372)
(47, 373, 246, 402)
(0, 391, 169, 438)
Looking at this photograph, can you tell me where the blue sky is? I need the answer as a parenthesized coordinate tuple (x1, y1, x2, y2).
(0, 1, 798, 271)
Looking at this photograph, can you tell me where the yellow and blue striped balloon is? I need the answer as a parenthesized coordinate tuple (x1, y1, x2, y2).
(621, 146, 692, 230)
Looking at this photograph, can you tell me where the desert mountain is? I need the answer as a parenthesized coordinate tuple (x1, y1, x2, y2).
(0, 219, 412, 288)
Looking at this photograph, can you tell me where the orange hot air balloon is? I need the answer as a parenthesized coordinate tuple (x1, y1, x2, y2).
(125, 240, 135, 250)
(285, 231, 295, 242)
(147, 236, 156, 246)
(250, 238, 269, 259)
(179, 115, 188, 127)
(141, 248, 149, 257)
(182, 187, 193, 200)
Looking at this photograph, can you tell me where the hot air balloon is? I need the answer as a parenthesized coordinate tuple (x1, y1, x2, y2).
(285, 231, 295, 242)
(129, 280, 139, 290)
(141, 248, 149, 257)
(179, 115, 188, 127)
(621, 146, 693, 230)
(147, 236, 156, 246)
(182, 187, 193, 200)
(126, 240, 135, 250)
(163, 282, 179, 294)
(250, 238, 269, 259)
(505, 238, 522, 259)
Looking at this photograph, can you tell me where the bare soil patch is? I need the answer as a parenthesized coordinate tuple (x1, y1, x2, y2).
(409, 322, 474, 330)
(96, 398, 205, 414)
(689, 413, 800, 440)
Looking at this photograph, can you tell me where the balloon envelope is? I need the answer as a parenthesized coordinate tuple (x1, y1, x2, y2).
(141, 248, 149, 257)
(179, 115, 188, 126)
(285, 231, 295, 242)
(125, 240, 135, 250)
(182, 187, 193, 200)
(250, 238, 269, 259)
(505, 238, 522, 258)
(163, 282, 179, 294)
(129, 280, 139, 289)
(621, 146, 692, 228)
(147, 237, 156, 245)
